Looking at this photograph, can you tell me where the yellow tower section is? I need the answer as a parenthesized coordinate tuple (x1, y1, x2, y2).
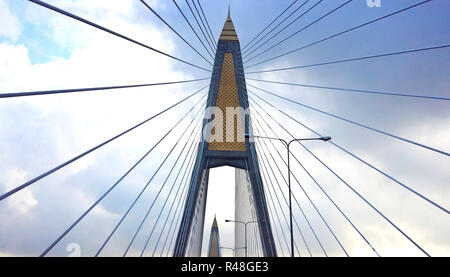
(208, 52, 246, 152)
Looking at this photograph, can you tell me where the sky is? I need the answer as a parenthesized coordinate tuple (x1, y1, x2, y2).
(0, 0, 449, 257)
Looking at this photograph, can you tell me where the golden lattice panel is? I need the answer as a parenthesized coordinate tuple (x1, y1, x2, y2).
(208, 53, 246, 152)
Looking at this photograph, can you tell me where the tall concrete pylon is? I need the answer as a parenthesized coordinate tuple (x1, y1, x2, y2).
(173, 9, 277, 257)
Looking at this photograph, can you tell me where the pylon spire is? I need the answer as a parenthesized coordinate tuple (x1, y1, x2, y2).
(219, 6, 238, 41)
(213, 215, 218, 227)
(208, 215, 221, 257)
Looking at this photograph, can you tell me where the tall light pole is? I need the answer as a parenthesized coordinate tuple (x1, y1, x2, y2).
(225, 219, 264, 257)
(246, 134, 331, 257)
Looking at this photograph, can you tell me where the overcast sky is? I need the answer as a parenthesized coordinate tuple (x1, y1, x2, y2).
(0, 0, 449, 257)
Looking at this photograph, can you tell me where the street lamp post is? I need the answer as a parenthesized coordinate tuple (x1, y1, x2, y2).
(225, 219, 264, 257)
(245, 134, 331, 257)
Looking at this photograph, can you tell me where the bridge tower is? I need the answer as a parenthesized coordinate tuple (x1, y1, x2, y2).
(173, 9, 277, 257)
(207, 216, 221, 257)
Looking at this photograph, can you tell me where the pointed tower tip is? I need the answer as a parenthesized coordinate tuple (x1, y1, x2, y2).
(219, 6, 238, 41)
(212, 215, 218, 227)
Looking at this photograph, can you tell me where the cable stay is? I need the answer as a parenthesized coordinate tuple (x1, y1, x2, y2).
(243, 97, 312, 256)
(2, 0, 444, 258)
(191, 0, 215, 49)
(249, 91, 450, 215)
(0, 85, 207, 203)
(248, 90, 432, 257)
(139, 0, 213, 65)
(124, 115, 203, 257)
(172, 0, 215, 60)
(264, 184, 288, 257)
(241, 0, 299, 52)
(39, 90, 207, 257)
(257, 142, 304, 256)
(248, 199, 264, 257)
(245, 0, 434, 69)
(258, 157, 296, 256)
(0, 78, 209, 99)
(247, 78, 450, 101)
(184, 0, 216, 54)
(160, 136, 202, 256)
(140, 121, 202, 257)
(251, 101, 380, 256)
(248, 84, 450, 157)
(245, 44, 450, 74)
(244, 157, 278, 256)
(151, 135, 198, 257)
(159, 169, 191, 256)
(250, 95, 381, 256)
(28, 0, 211, 72)
(244, 0, 352, 64)
(196, 1, 216, 47)
(242, 0, 311, 56)
(252, 117, 349, 257)
(247, 108, 324, 256)
(158, 128, 198, 256)
(256, 139, 313, 257)
(194, 0, 217, 48)
(95, 96, 207, 257)
(243, 0, 329, 61)
(163, 163, 195, 256)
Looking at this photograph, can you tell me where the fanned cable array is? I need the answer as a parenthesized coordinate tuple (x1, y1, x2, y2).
(1, 0, 448, 257)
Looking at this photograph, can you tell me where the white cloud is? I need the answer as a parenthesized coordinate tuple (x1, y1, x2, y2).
(2, 167, 38, 215)
(0, 44, 31, 88)
(0, 0, 208, 256)
(0, 0, 22, 42)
